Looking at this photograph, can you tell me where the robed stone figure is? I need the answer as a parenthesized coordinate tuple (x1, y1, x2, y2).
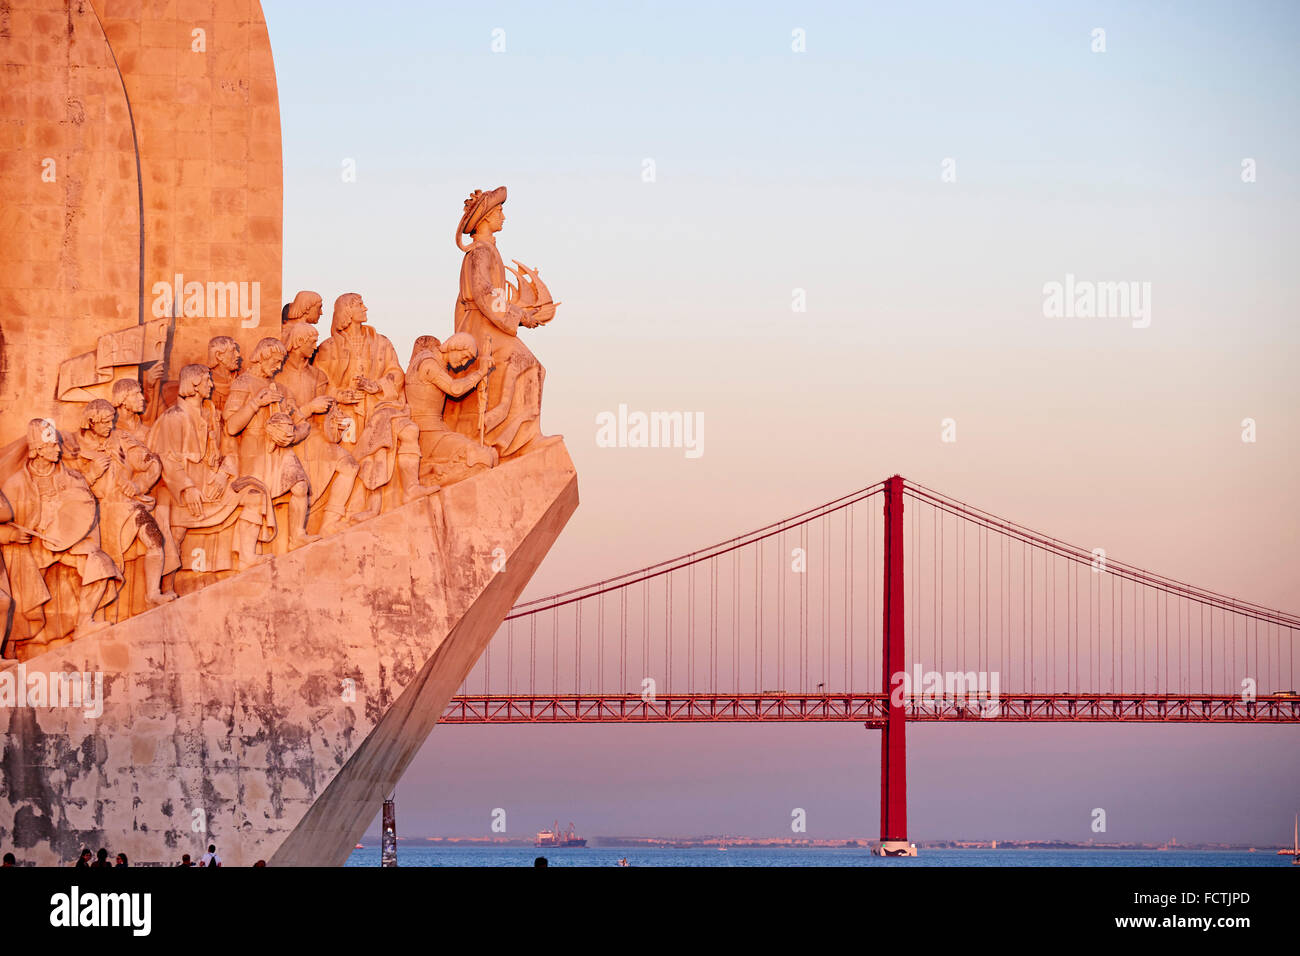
(314, 293, 434, 511)
(148, 364, 274, 575)
(0, 419, 121, 650)
(442, 186, 556, 460)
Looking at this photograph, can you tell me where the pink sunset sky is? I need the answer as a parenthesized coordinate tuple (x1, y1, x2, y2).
(265, 0, 1299, 842)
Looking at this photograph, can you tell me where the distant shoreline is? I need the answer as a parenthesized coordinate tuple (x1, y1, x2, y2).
(358, 837, 1287, 852)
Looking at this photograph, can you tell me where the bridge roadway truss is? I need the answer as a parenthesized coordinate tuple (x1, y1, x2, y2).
(443, 692, 1300, 724)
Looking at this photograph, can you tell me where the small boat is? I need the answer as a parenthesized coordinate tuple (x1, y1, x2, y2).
(355, 843, 364, 849)
(616, 857, 630, 867)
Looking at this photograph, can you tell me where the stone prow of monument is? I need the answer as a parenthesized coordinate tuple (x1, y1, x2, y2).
(0, 439, 577, 866)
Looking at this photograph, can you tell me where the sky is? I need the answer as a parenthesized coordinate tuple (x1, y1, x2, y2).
(262, 0, 1299, 844)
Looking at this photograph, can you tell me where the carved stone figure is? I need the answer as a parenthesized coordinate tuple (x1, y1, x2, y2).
(75, 399, 175, 608)
(407, 333, 498, 486)
(111, 377, 152, 444)
(277, 321, 362, 534)
(284, 290, 324, 325)
(207, 336, 243, 414)
(442, 186, 557, 460)
(223, 337, 319, 550)
(143, 335, 242, 431)
(0, 419, 121, 653)
(314, 293, 437, 510)
(148, 364, 275, 575)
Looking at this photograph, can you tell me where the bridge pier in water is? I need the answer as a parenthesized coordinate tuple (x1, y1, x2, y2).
(873, 475, 917, 857)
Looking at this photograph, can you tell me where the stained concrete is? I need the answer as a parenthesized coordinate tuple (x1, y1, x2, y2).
(0, 0, 285, 440)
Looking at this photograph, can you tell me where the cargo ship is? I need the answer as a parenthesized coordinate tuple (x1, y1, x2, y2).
(536, 822, 587, 848)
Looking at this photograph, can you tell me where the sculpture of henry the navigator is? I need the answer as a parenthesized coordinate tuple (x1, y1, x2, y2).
(442, 186, 558, 459)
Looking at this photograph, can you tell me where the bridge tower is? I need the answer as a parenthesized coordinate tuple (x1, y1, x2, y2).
(874, 475, 916, 856)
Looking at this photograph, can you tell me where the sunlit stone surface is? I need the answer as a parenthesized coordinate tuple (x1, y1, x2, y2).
(1, 439, 577, 866)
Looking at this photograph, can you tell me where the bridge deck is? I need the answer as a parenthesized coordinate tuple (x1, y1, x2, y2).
(442, 693, 1300, 724)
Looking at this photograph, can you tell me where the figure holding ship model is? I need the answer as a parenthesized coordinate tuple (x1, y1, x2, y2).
(442, 186, 560, 460)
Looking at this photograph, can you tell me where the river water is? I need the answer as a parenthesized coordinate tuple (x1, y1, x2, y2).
(343, 846, 1289, 867)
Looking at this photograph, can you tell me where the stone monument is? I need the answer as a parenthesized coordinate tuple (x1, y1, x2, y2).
(0, 1, 576, 866)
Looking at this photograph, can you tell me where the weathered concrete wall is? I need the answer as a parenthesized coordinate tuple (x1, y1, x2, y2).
(89, 0, 284, 366)
(0, 0, 284, 441)
(0, 0, 142, 437)
(0, 439, 578, 866)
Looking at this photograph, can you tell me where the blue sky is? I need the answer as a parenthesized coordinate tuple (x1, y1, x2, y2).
(262, 0, 1300, 843)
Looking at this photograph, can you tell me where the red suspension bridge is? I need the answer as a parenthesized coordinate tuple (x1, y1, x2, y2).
(442, 475, 1300, 852)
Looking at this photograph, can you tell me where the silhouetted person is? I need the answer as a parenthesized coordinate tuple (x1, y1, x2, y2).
(533, 856, 548, 867)
(2, 852, 16, 867)
(75, 849, 92, 868)
(115, 853, 129, 868)
(199, 844, 221, 868)
(177, 853, 194, 867)
(90, 848, 112, 868)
